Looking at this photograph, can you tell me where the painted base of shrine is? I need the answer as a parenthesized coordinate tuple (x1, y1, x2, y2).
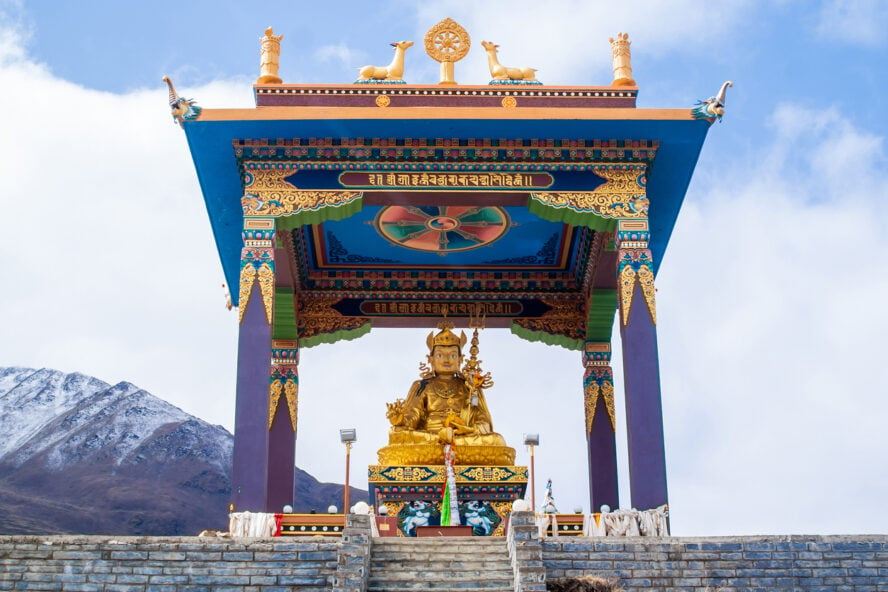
(368, 464, 527, 537)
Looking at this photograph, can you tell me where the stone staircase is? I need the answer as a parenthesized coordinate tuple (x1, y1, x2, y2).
(368, 537, 514, 592)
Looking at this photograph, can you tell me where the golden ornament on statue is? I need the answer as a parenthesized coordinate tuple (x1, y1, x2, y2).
(378, 316, 514, 466)
(424, 18, 471, 85)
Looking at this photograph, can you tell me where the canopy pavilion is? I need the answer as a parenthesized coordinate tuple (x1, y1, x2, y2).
(170, 22, 725, 518)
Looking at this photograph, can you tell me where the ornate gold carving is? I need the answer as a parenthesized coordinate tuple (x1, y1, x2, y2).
(424, 18, 470, 84)
(375, 94, 391, 107)
(238, 264, 258, 324)
(609, 32, 636, 86)
(636, 264, 657, 325)
(501, 96, 517, 108)
(585, 378, 616, 433)
(257, 262, 275, 325)
(532, 167, 648, 219)
(601, 380, 616, 431)
(368, 465, 527, 485)
(619, 265, 636, 326)
(298, 296, 368, 340)
(257, 27, 283, 84)
(284, 379, 298, 431)
(268, 378, 298, 431)
(268, 379, 283, 429)
(513, 298, 586, 342)
(242, 166, 361, 217)
(584, 381, 600, 434)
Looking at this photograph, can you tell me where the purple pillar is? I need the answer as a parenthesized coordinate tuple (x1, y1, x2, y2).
(232, 283, 271, 511)
(583, 342, 619, 513)
(619, 281, 668, 510)
(267, 395, 296, 511)
(586, 399, 619, 511)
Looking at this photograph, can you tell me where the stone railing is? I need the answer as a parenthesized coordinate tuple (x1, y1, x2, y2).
(332, 513, 373, 592)
(507, 511, 547, 592)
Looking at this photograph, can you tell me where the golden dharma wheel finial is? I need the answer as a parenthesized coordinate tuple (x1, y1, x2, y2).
(257, 27, 284, 85)
(424, 17, 471, 85)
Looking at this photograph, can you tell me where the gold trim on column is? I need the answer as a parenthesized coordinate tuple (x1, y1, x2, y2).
(601, 380, 616, 431)
(584, 381, 600, 434)
(284, 379, 298, 431)
(619, 265, 637, 326)
(584, 378, 617, 433)
(636, 264, 657, 325)
(268, 379, 283, 429)
(238, 264, 258, 324)
(257, 262, 275, 325)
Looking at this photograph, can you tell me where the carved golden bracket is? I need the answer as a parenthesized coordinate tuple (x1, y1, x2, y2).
(241, 164, 362, 218)
(584, 378, 616, 433)
(530, 166, 648, 220)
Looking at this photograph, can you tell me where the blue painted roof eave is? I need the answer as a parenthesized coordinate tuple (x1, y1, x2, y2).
(181, 116, 712, 296)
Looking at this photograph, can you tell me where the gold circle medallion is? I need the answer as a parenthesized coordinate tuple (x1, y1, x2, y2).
(375, 94, 391, 108)
(501, 96, 517, 108)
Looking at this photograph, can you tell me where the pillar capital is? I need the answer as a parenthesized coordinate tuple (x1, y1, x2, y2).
(582, 341, 616, 434)
(239, 218, 276, 325)
(269, 340, 298, 432)
(616, 220, 656, 327)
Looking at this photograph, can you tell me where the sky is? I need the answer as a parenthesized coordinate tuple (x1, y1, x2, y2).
(1, 0, 886, 536)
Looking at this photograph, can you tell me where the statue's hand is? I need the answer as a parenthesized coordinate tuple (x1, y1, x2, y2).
(386, 399, 406, 426)
(444, 412, 475, 436)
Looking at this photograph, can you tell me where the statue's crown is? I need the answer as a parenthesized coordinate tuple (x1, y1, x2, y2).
(426, 320, 467, 352)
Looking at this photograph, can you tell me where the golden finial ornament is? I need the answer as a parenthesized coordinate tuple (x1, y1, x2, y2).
(424, 18, 471, 85)
(257, 27, 283, 84)
(481, 41, 538, 83)
(357, 41, 414, 82)
(609, 32, 636, 86)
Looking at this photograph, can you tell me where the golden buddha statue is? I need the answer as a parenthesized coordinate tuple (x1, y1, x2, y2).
(377, 320, 515, 466)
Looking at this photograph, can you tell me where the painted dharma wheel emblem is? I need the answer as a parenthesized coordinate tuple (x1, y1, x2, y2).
(375, 205, 510, 253)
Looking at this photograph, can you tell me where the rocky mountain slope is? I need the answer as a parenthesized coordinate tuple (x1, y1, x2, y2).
(0, 367, 366, 535)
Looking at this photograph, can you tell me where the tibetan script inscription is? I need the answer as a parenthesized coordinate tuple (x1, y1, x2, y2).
(359, 301, 523, 316)
(339, 171, 553, 190)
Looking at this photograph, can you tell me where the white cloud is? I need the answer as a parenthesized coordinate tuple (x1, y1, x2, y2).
(407, 0, 752, 85)
(814, 0, 888, 47)
(657, 102, 888, 534)
(2, 8, 887, 536)
(314, 43, 366, 70)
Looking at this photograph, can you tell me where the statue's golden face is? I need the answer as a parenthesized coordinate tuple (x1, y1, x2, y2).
(430, 345, 462, 376)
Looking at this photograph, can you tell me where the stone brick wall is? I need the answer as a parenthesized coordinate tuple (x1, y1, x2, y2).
(1, 533, 886, 591)
(0, 535, 339, 591)
(542, 535, 888, 591)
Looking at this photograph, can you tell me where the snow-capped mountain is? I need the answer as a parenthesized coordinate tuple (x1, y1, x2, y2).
(0, 366, 232, 535)
(0, 366, 367, 535)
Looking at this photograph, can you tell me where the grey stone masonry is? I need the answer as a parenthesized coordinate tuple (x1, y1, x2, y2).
(333, 514, 373, 592)
(508, 511, 546, 592)
(0, 534, 339, 592)
(368, 537, 513, 592)
(1, 533, 886, 591)
(541, 534, 888, 592)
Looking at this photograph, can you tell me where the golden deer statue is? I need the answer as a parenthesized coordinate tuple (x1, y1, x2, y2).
(357, 41, 414, 81)
(481, 41, 538, 82)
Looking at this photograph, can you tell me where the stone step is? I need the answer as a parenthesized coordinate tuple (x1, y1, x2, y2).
(369, 569, 513, 581)
(371, 559, 511, 570)
(371, 550, 508, 561)
(373, 536, 505, 544)
(368, 588, 514, 592)
(367, 579, 514, 591)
